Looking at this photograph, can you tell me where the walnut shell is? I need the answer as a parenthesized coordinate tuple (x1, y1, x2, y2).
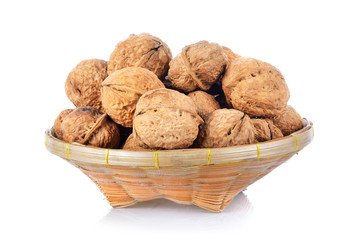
(65, 59, 107, 112)
(122, 134, 149, 151)
(251, 118, 283, 142)
(197, 109, 255, 148)
(61, 107, 120, 148)
(222, 46, 241, 65)
(108, 33, 172, 80)
(168, 41, 228, 92)
(101, 67, 165, 128)
(272, 106, 303, 136)
(53, 109, 73, 139)
(133, 89, 203, 150)
(188, 91, 220, 120)
(222, 57, 290, 117)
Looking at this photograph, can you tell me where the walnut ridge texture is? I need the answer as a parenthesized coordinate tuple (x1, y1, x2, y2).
(108, 33, 172, 80)
(133, 89, 203, 150)
(53, 109, 73, 139)
(65, 59, 108, 112)
(196, 109, 255, 148)
(272, 106, 303, 136)
(222, 57, 290, 117)
(61, 107, 120, 148)
(251, 118, 283, 142)
(122, 134, 149, 151)
(101, 67, 165, 128)
(54, 33, 305, 150)
(222, 46, 241, 65)
(188, 91, 220, 120)
(168, 41, 228, 92)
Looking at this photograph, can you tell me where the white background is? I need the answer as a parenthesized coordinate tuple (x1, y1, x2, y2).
(1, 0, 352, 239)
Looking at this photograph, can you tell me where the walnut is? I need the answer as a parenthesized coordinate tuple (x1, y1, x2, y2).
(222, 46, 241, 65)
(188, 91, 220, 120)
(222, 57, 290, 117)
(133, 88, 203, 150)
(168, 41, 228, 92)
(101, 67, 165, 128)
(61, 107, 120, 148)
(251, 118, 283, 142)
(108, 33, 172, 80)
(53, 109, 73, 139)
(122, 134, 149, 151)
(272, 106, 303, 135)
(65, 59, 107, 112)
(196, 109, 255, 148)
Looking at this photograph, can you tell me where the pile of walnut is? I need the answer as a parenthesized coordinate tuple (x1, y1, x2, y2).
(54, 33, 303, 150)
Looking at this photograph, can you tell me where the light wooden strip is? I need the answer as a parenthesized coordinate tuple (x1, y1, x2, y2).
(44, 119, 314, 168)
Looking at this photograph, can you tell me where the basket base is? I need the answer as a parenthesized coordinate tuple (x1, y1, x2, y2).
(72, 153, 292, 212)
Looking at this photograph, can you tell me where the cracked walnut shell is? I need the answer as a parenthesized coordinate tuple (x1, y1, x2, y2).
(197, 109, 255, 148)
(272, 106, 303, 136)
(168, 41, 228, 92)
(61, 107, 120, 148)
(101, 67, 165, 128)
(188, 91, 220, 120)
(133, 88, 203, 150)
(108, 33, 172, 79)
(65, 59, 108, 112)
(222, 57, 290, 117)
(251, 118, 283, 142)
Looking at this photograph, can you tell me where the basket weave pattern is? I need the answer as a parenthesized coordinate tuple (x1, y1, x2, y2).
(45, 120, 313, 212)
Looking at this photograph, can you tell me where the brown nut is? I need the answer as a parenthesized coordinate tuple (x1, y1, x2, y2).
(168, 41, 228, 92)
(61, 107, 120, 148)
(222, 46, 241, 65)
(133, 89, 203, 150)
(188, 91, 220, 120)
(65, 59, 108, 112)
(272, 106, 303, 136)
(108, 33, 172, 80)
(122, 134, 149, 151)
(53, 109, 73, 139)
(222, 57, 290, 117)
(251, 118, 283, 142)
(197, 109, 255, 148)
(101, 67, 165, 128)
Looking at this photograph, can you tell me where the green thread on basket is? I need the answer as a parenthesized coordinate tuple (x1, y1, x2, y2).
(105, 148, 109, 165)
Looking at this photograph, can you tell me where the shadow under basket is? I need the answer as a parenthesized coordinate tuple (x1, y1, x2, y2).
(45, 119, 313, 212)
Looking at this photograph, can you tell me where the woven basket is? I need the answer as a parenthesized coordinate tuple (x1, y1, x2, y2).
(45, 119, 313, 212)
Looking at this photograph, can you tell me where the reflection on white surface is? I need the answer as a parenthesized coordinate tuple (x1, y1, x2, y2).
(99, 192, 253, 232)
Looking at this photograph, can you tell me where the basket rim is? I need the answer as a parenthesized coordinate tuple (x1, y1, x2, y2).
(45, 118, 313, 168)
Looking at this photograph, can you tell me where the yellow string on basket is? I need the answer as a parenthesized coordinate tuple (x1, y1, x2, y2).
(291, 134, 298, 151)
(46, 135, 52, 148)
(105, 148, 109, 165)
(207, 148, 211, 165)
(66, 143, 70, 160)
(256, 144, 260, 159)
(154, 150, 159, 168)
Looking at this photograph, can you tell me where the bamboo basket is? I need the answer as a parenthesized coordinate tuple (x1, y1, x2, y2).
(45, 119, 313, 212)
